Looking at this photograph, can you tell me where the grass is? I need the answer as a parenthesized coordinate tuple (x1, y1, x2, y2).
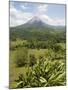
(9, 49, 48, 88)
(9, 42, 66, 88)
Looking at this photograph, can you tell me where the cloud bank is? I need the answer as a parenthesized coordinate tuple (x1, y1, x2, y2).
(10, 2, 65, 27)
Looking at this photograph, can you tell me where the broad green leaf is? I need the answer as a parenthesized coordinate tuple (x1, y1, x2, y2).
(39, 77, 47, 83)
(16, 81, 23, 88)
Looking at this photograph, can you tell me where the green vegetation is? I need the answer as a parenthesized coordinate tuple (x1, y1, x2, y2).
(9, 24, 66, 88)
(16, 59, 65, 88)
(9, 43, 66, 88)
(15, 47, 28, 67)
(29, 54, 37, 66)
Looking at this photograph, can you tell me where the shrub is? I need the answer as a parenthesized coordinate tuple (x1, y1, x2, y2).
(15, 58, 66, 88)
(53, 44, 63, 52)
(29, 54, 36, 66)
(52, 44, 65, 59)
(15, 47, 28, 67)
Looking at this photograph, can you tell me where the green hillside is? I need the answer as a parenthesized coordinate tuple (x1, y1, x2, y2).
(9, 21, 66, 88)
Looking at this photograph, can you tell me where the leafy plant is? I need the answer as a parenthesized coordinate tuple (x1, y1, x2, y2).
(15, 47, 28, 67)
(29, 54, 37, 66)
(15, 57, 66, 88)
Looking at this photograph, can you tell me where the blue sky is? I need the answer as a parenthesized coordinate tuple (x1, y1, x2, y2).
(10, 1, 66, 26)
(47, 4, 65, 19)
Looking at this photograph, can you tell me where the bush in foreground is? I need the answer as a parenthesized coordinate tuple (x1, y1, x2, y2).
(15, 58, 66, 88)
(15, 47, 28, 67)
(29, 54, 37, 66)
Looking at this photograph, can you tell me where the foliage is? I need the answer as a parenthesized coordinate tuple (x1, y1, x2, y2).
(10, 25, 66, 44)
(15, 47, 28, 67)
(29, 54, 37, 66)
(15, 57, 66, 88)
(10, 23, 66, 88)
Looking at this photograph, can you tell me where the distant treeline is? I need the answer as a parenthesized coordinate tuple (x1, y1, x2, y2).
(10, 27, 66, 44)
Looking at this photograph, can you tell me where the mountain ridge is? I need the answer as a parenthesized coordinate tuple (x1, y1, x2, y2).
(10, 16, 66, 42)
(10, 16, 65, 29)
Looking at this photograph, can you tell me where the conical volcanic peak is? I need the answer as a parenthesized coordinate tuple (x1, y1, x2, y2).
(10, 15, 65, 32)
(28, 16, 42, 23)
(24, 16, 47, 28)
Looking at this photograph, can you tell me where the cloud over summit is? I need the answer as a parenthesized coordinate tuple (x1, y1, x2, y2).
(10, 2, 65, 27)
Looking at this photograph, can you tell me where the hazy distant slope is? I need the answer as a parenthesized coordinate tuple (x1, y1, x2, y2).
(10, 16, 66, 42)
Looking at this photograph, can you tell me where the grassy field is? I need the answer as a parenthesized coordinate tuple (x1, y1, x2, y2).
(9, 41, 66, 88)
(9, 48, 47, 88)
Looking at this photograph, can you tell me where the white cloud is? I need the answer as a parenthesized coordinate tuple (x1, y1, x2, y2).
(20, 5, 27, 10)
(10, 3, 48, 27)
(37, 4, 48, 15)
(36, 5, 65, 26)
(10, 2, 65, 27)
(10, 4, 33, 27)
(40, 14, 65, 26)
